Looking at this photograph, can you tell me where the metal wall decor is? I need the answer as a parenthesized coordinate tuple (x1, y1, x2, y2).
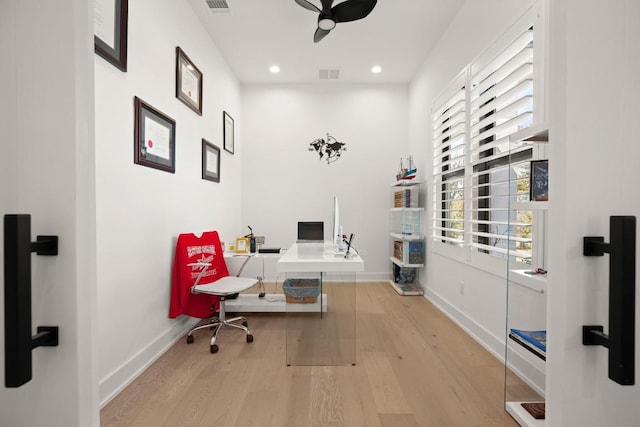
(308, 133, 347, 164)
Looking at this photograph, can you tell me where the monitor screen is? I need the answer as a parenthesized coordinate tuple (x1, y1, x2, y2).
(297, 221, 324, 243)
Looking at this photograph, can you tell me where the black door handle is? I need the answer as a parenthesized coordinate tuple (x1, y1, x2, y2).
(583, 215, 635, 386)
(4, 214, 59, 388)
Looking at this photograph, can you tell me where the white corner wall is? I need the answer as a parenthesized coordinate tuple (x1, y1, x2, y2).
(94, 0, 242, 406)
(240, 84, 409, 281)
(408, 0, 535, 365)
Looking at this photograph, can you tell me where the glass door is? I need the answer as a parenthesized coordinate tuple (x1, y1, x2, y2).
(504, 126, 548, 425)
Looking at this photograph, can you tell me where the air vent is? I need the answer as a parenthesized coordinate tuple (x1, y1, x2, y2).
(319, 69, 340, 80)
(206, 0, 231, 13)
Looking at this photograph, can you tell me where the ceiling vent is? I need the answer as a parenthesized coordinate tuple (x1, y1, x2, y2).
(206, 0, 231, 13)
(319, 69, 340, 80)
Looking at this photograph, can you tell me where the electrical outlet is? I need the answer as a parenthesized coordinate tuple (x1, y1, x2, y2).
(255, 236, 265, 245)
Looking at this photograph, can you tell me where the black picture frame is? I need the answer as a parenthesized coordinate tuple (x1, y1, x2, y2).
(176, 47, 203, 115)
(133, 97, 176, 173)
(530, 160, 549, 201)
(94, 0, 128, 72)
(202, 139, 220, 183)
(223, 111, 234, 154)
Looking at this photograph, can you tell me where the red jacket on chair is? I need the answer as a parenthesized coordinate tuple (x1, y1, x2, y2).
(169, 231, 229, 318)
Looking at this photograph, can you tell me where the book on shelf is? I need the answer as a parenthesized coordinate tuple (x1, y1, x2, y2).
(393, 240, 424, 265)
(390, 281, 423, 295)
(509, 329, 546, 360)
(393, 187, 419, 208)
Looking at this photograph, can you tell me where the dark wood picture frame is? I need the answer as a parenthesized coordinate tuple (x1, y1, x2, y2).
(175, 47, 203, 115)
(94, 0, 128, 72)
(133, 97, 176, 173)
(202, 139, 220, 183)
(530, 159, 549, 201)
(223, 111, 234, 154)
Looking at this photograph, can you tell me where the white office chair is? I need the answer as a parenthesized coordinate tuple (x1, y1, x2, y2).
(184, 240, 257, 353)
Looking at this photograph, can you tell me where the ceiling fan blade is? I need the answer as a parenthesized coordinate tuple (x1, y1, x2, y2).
(332, 0, 377, 23)
(320, 0, 335, 11)
(295, 0, 320, 13)
(314, 27, 331, 43)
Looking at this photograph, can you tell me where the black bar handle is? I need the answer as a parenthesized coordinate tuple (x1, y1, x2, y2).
(4, 214, 59, 388)
(583, 215, 636, 385)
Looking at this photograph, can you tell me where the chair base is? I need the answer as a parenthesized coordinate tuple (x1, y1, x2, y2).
(186, 299, 253, 353)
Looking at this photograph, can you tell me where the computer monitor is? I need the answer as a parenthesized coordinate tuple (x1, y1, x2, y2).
(297, 221, 324, 243)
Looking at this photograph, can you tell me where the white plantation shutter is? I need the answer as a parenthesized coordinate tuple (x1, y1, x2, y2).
(430, 17, 540, 265)
(468, 26, 534, 261)
(432, 80, 466, 245)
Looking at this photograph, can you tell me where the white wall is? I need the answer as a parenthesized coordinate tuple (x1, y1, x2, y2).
(409, 0, 535, 363)
(547, 0, 640, 424)
(241, 84, 409, 281)
(94, 0, 242, 405)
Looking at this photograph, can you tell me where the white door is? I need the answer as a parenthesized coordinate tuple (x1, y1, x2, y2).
(0, 0, 98, 426)
(547, 1, 640, 425)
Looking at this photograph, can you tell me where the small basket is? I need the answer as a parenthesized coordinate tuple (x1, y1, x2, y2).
(283, 278, 320, 304)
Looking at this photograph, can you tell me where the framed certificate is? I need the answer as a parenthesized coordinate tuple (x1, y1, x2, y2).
(133, 97, 176, 173)
(94, 0, 128, 72)
(176, 47, 203, 115)
(202, 139, 220, 183)
(223, 111, 234, 154)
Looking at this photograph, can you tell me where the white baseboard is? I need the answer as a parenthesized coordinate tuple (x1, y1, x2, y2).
(424, 287, 544, 395)
(98, 317, 198, 408)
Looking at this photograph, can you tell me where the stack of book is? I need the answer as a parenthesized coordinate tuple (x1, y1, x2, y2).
(393, 240, 424, 265)
(393, 187, 419, 208)
(509, 328, 546, 360)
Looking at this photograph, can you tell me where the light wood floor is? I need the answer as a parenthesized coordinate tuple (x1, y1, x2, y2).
(101, 282, 518, 426)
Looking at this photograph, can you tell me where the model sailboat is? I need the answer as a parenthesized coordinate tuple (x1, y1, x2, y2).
(396, 155, 417, 181)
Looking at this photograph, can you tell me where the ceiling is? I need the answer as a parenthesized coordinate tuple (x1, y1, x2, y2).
(187, 0, 464, 84)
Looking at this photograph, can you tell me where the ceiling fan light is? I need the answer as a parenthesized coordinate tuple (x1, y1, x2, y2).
(318, 18, 336, 30)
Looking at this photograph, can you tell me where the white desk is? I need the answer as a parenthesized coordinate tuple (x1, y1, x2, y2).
(277, 242, 364, 366)
(224, 251, 329, 313)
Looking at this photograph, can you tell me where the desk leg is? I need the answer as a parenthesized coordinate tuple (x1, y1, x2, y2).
(285, 272, 355, 366)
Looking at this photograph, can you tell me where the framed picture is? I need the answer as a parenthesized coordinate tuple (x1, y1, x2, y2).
(175, 47, 203, 115)
(94, 0, 128, 72)
(235, 237, 249, 254)
(133, 97, 176, 173)
(223, 111, 234, 154)
(530, 160, 549, 201)
(202, 139, 220, 183)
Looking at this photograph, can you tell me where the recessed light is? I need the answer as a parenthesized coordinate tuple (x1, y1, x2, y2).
(270, 65, 280, 73)
(371, 65, 382, 74)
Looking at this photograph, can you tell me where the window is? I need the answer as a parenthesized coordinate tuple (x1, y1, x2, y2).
(431, 12, 544, 267)
(432, 81, 466, 246)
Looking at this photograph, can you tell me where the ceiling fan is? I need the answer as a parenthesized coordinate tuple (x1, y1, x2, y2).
(295, 0, 378, 43)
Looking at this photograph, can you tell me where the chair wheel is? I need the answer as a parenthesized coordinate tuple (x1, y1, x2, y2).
(246, 334, 254, 343)
(186, 335, 194, 344)
(242, 320, 248, 327)
(210, 344, 219, 353)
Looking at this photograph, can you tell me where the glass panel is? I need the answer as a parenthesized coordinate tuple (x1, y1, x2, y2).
(286, 272, 356, 366)
(504, 133, 547, 424)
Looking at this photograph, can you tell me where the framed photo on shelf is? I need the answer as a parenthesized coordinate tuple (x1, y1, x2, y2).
(175, 47, 203, 115)
(133, 97, 176, 173)
(223, 111, 234, 154)
(94, 0, 128, 72)
(235, 237, 249, 254)
(530, 159, 549, 201)
(202, 139, 220, 183)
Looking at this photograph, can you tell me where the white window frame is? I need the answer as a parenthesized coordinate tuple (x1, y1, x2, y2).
(430, 4, 547, 274)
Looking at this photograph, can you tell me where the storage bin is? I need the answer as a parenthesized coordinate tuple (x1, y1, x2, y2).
(283, 278, 320, 303)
